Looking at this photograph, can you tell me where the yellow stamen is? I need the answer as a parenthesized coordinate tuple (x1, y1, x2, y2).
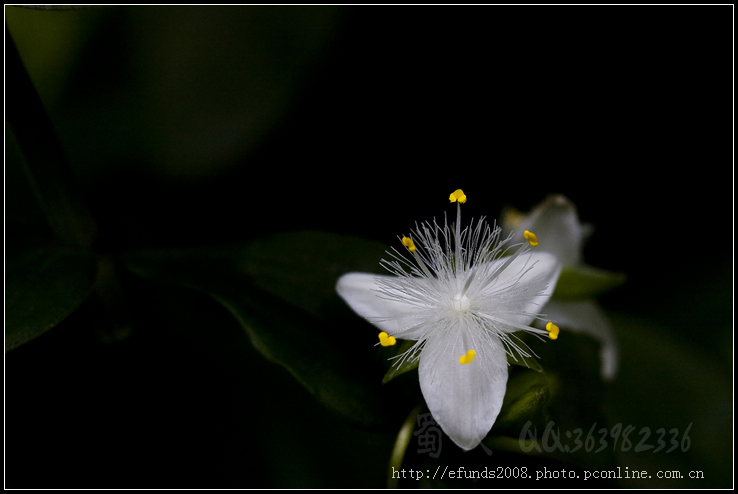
(523, 230, 539, 247)
(449, 189, 467, 203)
(459, 349, 476, 364)
(402, 236, 416, 253)
(545, 322, 559, 340)
(378, 331, 397, 347)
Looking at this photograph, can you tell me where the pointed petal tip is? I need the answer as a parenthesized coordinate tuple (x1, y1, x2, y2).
(418, 333, 509, 455)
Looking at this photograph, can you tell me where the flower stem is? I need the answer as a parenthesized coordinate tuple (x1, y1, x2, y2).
(387, 401, 424, 489)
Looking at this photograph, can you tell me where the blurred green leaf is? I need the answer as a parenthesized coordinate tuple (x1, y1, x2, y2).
(212, 284, 397, 428)
(552, 265, 626, 301)
(235, 231, 387, 318)
(6, 25, 97, 249)
(5, 247, 97, 351)
(123, 231, 413, 428)
(490, 368, 553, 437)
(602, 313, 732, 488)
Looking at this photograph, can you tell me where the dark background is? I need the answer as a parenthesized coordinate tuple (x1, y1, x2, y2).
(6, 6, 732, 488)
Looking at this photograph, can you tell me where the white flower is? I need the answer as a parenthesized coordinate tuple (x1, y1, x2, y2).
(335, 190, 562, 451)
(502, 194, 620, 381)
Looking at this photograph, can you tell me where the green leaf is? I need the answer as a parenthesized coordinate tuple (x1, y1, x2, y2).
(212, 286, 399, 428)
(6, 27, 96, 249)
(235, 231, 388, 318)
(602, 313, 732, 488)
(381, 339, 419, 384)
(489, 368, 553, 437)
(123, 231, 414, 428)
(5, 247, 98, 351)
(552, 264, 626, 301)
(507, 349, 544, 372)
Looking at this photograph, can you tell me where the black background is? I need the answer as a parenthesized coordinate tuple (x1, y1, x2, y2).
(6, 6, 732, 488)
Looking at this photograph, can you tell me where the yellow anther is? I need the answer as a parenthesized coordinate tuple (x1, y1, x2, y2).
(545, 322, 559, 340)
(449, 189, 467, 203)
(459, 349, 476, 365)
(378, 331, 397, 347)
(523, 230, 539, 247)
(402, 236, 416, 252)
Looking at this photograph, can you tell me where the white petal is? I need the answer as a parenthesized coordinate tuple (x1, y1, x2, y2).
(542, 299, 619, 381)
(478, 252, 562, 329)
(335, 272, 427, 339)
(418, 328, 508, 450)
(503, 194, 585, 266)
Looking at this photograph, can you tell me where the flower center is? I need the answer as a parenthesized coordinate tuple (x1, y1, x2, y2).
(452, 293, 471, 311)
